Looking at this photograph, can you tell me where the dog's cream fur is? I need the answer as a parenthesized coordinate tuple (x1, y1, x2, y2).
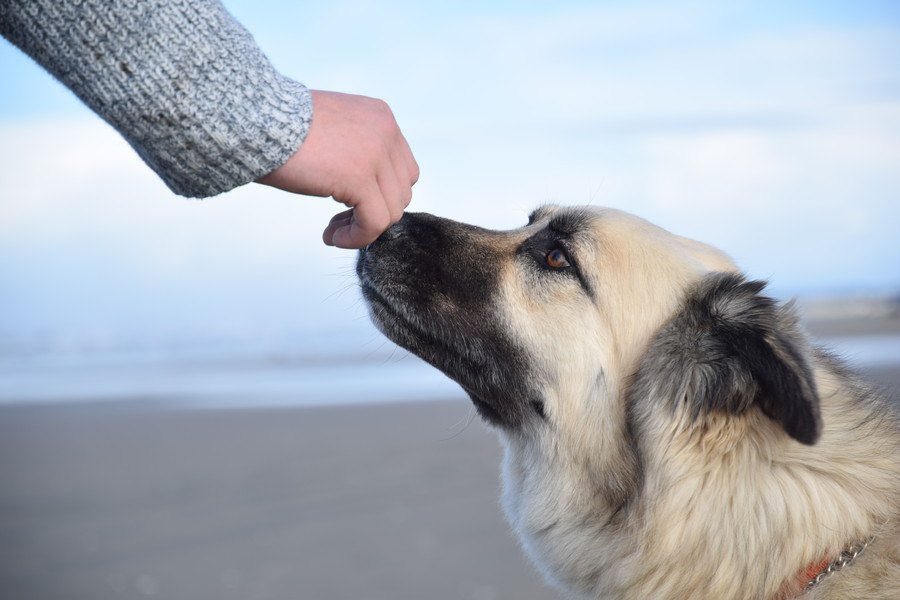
(359, 206, 900, 599)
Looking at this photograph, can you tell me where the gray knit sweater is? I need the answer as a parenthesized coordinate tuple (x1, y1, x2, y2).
(0, 0, 312, 198)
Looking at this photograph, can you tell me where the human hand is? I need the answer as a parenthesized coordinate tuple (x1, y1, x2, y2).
(256, 90, 419, 248)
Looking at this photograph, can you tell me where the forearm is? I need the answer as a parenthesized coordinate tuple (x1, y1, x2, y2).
(0, 0, 312, 197)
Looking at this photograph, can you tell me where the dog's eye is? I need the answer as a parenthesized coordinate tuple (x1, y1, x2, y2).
(545, 248, 570, 269)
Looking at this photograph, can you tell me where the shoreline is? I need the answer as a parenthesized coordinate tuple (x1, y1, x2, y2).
(1, 322, 898, 411)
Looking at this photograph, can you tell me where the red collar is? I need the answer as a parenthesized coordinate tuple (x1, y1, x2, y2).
(799, 557, 833, 587)
(774, 556, 831, 599)
(775, 537, 874, 599)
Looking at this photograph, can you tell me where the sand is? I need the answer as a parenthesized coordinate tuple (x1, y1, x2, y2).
(0, 399, 549, 600)
(0, 368, 896, 600)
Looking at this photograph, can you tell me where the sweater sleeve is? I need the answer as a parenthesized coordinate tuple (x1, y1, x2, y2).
(0, 0, 312, 198)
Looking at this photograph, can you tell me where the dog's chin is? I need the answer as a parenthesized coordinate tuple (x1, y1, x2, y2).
(359, 281, 447, 362)
(360, 280, 521, 428)
(466, 393, 506, 426)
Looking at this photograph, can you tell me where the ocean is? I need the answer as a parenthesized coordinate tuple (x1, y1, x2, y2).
(1, 329, 899, 409)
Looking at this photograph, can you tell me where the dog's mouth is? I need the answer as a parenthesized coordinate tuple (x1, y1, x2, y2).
(359, 264, 531, 429)
(358, 276, 448, 356)
(360, 276, 486, 386)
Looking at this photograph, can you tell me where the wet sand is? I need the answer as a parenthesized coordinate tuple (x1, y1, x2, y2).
(0, 365, 896, 600)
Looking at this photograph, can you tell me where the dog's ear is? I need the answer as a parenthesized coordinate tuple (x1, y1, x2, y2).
(634, 273, 821, 445)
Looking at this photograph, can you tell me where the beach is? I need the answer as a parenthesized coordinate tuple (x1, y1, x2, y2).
(0, 325, 897, 600)
(0, 398, 551, 600)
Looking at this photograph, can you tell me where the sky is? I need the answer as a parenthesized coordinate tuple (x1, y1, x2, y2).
(1, 0, 899, 352)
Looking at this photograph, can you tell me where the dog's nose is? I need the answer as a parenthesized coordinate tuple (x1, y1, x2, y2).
(357, 215, 413, 277)
(371, 213, 414, 246)
(378, 223, 403, 242)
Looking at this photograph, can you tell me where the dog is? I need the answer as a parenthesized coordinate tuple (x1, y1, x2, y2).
(356, 206, 899, 599)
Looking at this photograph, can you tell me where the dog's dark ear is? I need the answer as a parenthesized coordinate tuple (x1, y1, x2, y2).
(634, 273, 821, 445)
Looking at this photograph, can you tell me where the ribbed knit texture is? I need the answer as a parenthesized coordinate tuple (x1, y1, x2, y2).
(0, 0, 312, 197)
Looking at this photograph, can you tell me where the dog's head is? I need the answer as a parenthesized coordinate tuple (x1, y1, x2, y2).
(356, 206, 820, 447)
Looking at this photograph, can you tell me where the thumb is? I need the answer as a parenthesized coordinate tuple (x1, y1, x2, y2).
(326, 194, 393, 249)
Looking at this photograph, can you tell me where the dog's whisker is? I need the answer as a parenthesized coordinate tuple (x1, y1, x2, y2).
(438, 405, 479, 442)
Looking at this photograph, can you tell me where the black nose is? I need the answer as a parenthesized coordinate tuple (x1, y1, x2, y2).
(359, 215, 409, 266)
(369, 213, 419, 248)
(378, 220, 405, 243)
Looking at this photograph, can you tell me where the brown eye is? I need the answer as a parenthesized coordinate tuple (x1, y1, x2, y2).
(545, 248, 570, 269)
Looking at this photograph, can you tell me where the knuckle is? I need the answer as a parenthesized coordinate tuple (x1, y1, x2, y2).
(374, 98, 391, 113)
(369, 98, 393, 119)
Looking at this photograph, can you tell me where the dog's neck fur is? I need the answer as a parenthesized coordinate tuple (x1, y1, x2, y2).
(499, 356, 900, 600)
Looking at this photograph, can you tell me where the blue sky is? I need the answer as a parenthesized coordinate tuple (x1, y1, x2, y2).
(1, 0, 898, 349)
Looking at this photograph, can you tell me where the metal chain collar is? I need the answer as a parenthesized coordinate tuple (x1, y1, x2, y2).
(803, 537, 875, 594)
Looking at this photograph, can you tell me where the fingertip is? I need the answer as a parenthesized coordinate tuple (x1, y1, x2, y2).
(331, 224, 378, 249)
(323, 210, 353, 246)
(331, 225, 351, 249)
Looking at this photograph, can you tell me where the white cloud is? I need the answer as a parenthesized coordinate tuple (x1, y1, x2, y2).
(0, 118, 343, 263)
(0, 118, 364, 339)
